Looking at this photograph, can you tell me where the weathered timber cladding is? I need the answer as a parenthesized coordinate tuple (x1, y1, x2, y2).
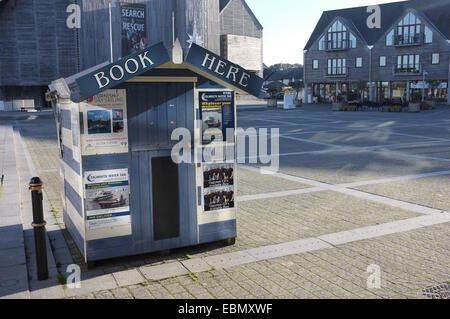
(0, 0, 78, 86)
(220, 0, 262, 38)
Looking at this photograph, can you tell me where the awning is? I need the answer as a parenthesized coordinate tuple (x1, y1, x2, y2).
(51, 40, 264, 103)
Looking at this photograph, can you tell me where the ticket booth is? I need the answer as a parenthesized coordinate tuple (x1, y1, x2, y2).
(48, 41, 264, 262)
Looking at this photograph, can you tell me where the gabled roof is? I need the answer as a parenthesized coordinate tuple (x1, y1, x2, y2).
(304, 0, 450, 50)
(265, 67, 303, 82)
(220, 0, 263, 30)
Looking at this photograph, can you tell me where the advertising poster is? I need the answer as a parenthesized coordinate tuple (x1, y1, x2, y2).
(203, 163, 235, 212)
(203, 163, 234, 188)
(199, 91, 235, 145)
(84, 169, 131, 230)
(82, 89, 128, 155)
(121, 3, 148, 56)
(204, 185, 235, 213)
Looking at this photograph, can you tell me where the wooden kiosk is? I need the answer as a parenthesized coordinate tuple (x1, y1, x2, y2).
(48, 41, 264, 262)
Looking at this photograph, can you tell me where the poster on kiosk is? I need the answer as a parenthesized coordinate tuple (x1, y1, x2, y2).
(198, 90, 237, 225)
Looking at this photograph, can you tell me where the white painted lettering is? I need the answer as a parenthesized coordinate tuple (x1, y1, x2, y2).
(110, 65, 125, 81)
(94, 72, 110, 89)
(214, 60, 227, 76)
(239, 72, 251, 87)
(201, 53, 216, 70)
(138, 51, 154, 68)
(125, 58, 139, 74)
(226, 66, 239, 82)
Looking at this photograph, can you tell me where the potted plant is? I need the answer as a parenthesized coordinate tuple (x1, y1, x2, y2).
(266, 88, 278, 107)
(425, 80, 440, 109)
(409, 91, 421, 113)
(331, 94, 344, 111)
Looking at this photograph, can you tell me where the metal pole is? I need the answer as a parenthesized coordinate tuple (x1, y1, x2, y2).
(422, 71, 426, 102)
(109, 3, 113, 63)
(29, 177, 48, 281)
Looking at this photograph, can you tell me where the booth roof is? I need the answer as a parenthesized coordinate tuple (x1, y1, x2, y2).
(50, 41, 265, 102)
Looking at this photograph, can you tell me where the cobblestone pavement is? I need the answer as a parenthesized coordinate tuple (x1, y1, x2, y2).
(7, 105, 450, 299)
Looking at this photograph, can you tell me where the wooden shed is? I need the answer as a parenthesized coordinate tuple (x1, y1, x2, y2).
(48, 40, 264, 262)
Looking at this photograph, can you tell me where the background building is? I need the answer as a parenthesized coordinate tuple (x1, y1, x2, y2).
(304, 0, 450, 104)
(0, 0, 263, 111)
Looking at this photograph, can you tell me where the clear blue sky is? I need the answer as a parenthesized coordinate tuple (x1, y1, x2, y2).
(245, 0, 405, 66)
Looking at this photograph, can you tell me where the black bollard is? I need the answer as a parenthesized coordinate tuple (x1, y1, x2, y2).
(29, 177, 49, 281)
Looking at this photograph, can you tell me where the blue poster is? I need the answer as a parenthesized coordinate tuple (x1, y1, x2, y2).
(199, 91, 235, 145)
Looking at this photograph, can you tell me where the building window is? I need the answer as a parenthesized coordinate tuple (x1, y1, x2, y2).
(386, 29, 394, 46)
(380, 56, 386, 67)
(356, 57, 362, 68)
(313, 60, 319, 69)
(319, 36, 326, 50)
(425, 26, 433, 43)
(396, 54, 420, 73)
(325, 20, 356, 49)
(395, 12, 422, 45)
(349, 33, 356, 49)
(327, 58, 347, 75)
(432, 53, 440, 65)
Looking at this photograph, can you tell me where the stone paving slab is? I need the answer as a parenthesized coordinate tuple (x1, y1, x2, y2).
(355, 176, 450, 212)
(78, 221, 450, 299)
(181, 258, 213, 274)
(203, 251, 259, 269)
(246, 238, 332, 261)
(318, 214, 450, 246)
(277, 151, 450, 184)
(113, 269, 146, 287)
(140, 262, 190, 281)
(237, 167, 310, 196)
(284, 131, 431, 148)
(64, 274, 118, 298)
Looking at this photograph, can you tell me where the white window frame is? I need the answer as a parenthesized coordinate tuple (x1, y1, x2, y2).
(313, 59, 319, 70)
(432, 53, 440, 65)
(356, 57, 363, 68)
(380, 56, 386, 67)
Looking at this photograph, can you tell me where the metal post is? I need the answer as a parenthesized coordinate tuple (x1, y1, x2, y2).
(109, 3, 114, 63)
(29, 177, 48, 281)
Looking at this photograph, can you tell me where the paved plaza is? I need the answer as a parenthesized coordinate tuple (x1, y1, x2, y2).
(0, 104, 449, 299)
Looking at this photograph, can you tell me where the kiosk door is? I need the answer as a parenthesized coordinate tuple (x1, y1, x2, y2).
(125, 81, 198, 251)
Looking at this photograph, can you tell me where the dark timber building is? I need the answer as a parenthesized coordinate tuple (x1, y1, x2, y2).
(304, 0, 450, 104)
(0, 0, 263, 111)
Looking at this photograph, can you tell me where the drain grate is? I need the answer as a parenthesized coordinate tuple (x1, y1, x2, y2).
(422, 283, 450, 299)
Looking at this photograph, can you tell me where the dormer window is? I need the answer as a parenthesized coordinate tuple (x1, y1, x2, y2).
(395, 12, 422, 45)
(424, 26, 433, 43)
(319, 20, 357, 51)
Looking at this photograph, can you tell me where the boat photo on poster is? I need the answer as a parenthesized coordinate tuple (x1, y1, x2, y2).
(84, 169, 131, 230)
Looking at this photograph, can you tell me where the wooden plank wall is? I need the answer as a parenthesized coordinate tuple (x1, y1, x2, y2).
(0, 0, 78, 86)
(79, 0, 222, 69)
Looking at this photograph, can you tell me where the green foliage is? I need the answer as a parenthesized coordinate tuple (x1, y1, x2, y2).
(289, 81, 304, 90)
(268, 63, 301, 72)
(57, 272, 67, 286)
(410, 90, 422, 102)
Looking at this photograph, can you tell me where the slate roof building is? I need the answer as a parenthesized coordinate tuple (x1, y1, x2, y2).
(304, 0, 450, 104)
(0, 0, 263, 111)
(264, 67, 304, 88)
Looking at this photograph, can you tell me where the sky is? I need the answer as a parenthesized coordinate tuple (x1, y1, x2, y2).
(245, 0, 406, 66)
